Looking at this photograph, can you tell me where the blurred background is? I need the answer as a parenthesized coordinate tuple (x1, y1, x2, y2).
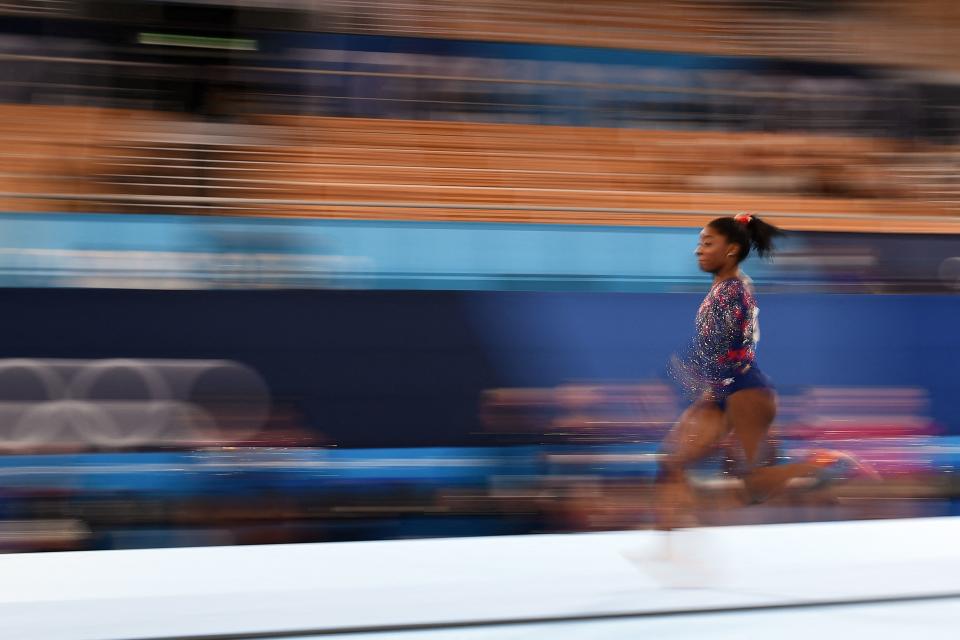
(0, 0, 958, 553)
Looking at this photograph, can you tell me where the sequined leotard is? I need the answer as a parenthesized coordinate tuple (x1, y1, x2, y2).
(675, 276, 773, 406)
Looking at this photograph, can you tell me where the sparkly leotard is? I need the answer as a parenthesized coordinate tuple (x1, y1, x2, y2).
(673, 276, 773, 406)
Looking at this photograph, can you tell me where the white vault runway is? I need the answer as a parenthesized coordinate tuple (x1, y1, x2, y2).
(1, 517, 959, 640)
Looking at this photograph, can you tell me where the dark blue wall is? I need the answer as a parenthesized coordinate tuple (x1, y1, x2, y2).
(2, 289, 957, 446)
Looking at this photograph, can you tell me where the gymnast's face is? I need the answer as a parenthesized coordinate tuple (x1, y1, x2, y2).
(695, 226, 737, 273)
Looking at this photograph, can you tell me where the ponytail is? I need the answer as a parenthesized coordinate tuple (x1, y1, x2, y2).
(708, 214, 783, 262)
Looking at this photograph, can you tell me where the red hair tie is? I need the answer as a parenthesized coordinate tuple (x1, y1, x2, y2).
(734, 213, 753, 226)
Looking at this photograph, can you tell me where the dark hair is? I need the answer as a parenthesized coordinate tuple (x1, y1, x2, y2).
(708, 215, 783, 263)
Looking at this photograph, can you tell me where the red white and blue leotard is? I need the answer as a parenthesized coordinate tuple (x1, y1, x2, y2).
(674, 276, 772, 405)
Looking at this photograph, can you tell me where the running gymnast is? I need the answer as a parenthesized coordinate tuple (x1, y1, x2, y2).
(655, 213, 875, 530)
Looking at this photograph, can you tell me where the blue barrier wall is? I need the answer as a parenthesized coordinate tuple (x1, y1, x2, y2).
(0, 213, 760, 290)
(1, 288, 957, 446)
